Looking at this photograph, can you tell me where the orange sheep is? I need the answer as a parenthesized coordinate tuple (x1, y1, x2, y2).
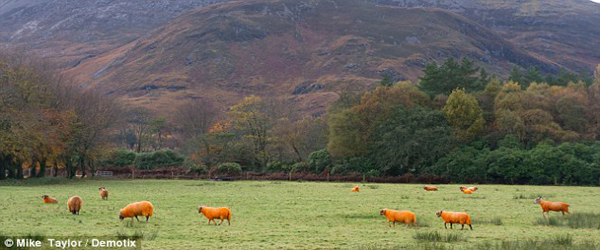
(99, 187, 109, 200)
(351, 186, 360, 192)
(198, 206, 232, 226)
(41, 195, 58, 204)
(534, 197, 570, 216)
(120, 201, 154, 222)
(436, 210, 473, 230)
(460, 186, 478, 194)
(67, 196, 83, 215)
(424, 186, 438, 191)
(461, 189, 474, 194)
(380, 209, 417, 227)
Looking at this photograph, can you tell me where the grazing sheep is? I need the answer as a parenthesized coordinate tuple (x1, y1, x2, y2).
(424, 186, 438, 191)
(534, 197, 570, 216)
(120, 201, 154, 222)
(460, 186, 478, 194)
(380, 209, 417, 227)
(99, 187, 109, 200)
(198, 206, 232, 226)
(67, 196, 83, 215)
(436, 210, 472, 230)
(41, 195, 58, 204)
(351, 186, 360, 192)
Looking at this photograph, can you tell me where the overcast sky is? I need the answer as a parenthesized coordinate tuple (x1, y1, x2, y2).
(592, 0, 600, 3)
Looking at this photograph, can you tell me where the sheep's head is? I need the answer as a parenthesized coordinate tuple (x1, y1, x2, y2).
(119, 211, 124, 221)
(41, 195, 48, 199)
(198, 206, 203, 213)
(379, 210, 386, 216)
(534, 197, 543, 204)
(436, 210, 443, 217)
(99, 187, 105, 190)
(460, 187, 467, 191)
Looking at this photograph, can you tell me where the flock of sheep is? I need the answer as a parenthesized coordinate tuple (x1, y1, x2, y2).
(41, 187, 231, 225)
(40, 184, 571, 230)
(353, 185, 571, 230)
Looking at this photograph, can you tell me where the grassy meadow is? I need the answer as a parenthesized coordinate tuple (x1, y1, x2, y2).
(0, 179, 599, 249)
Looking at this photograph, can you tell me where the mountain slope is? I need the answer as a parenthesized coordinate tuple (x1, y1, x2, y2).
(0, 0, 228, 67)
(67, 0, 560, 116)
(372, 0, 600, 72)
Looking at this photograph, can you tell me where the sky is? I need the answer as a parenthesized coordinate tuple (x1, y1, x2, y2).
(592, 0, 600, 3)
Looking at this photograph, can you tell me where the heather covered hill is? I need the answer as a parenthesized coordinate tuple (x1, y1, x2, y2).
(0, 0, 227, 67)
(372, 0, 600, 72)
(68, 0, 559, 116)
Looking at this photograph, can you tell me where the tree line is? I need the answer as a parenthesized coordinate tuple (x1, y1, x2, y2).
(2, 51, 600, 185)
(0, 52, 121, 179)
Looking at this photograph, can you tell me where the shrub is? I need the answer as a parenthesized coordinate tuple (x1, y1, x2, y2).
(188, 165, 207, 175)
(307, 149, 332, 173)
(133, 149, 185, 169)
(217, 163, 243, 176)
(267, 162, 292, 173)
(100, 148, 137, 167)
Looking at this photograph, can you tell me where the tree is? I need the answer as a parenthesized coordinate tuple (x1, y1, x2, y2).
(274, 116, 327, 162)
(379, 74, 394, 87)
(228, 96, 276, 170)
(150, 117, 167, 150)
(443, 89, 485, 142)
(327, 110, 365, 158)
(127, 108, 152, 153)
(418, 57, 487, 96)
(369, 106, 453, 175)
(509, 66, 544, 88)
(595, 64, 600, 85)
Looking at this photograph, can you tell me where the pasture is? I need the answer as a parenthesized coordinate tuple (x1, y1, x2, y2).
(0, 179, 599, 249)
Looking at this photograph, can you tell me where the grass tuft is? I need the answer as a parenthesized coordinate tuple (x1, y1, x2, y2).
(413, 231, 466, 243)
(474, 217, 503, 225)
(534, 213, 600, 229)
(475, 234, 584, 250)
(513, 194, 555, 200)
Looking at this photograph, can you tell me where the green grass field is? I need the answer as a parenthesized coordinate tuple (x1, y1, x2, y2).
(1, 179, 599, 249)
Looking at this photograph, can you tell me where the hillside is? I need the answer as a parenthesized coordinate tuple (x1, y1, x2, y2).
(0, 0, 227, 67)
(67, 0, 561, 116)
(372, 0, 600, 73)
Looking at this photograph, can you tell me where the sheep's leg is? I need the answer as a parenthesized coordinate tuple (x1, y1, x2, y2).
(208, 219, 211, 225)
(219, 219, 224, 226)
(450, 223, 453, 229)
(469, 224, 473, 230)
(461, 224, 464, 230)
(228, 219, 230, 226)
(135, 216, 140, 222)
(388, 221, 391, 227)
(393, 221, 396, 227)
(444, 223, 447, 229)
(146, 216, 149, 222)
